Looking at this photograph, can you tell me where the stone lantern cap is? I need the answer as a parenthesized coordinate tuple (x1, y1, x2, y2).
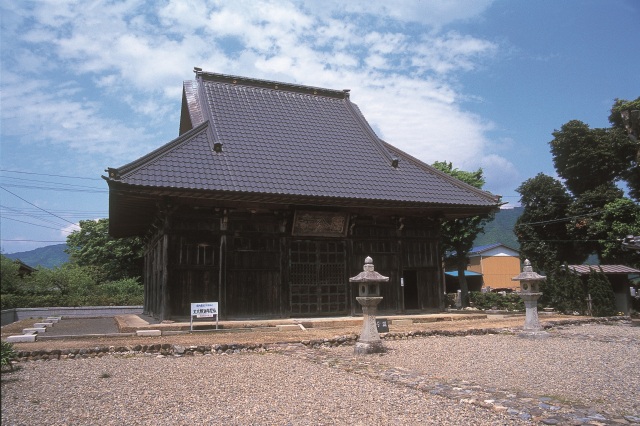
(349, 257, 390, 283)
(512, 259, 546, 282)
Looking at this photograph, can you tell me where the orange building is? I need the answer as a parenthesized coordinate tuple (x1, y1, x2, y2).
(467, 244, 521, 291)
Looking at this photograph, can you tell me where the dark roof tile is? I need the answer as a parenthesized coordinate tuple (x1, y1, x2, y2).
(111, 72, 499, 209)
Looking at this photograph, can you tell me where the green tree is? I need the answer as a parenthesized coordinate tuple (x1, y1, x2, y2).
(565, 184, 624, 258)
(609, 97, 640, 201)
(519, 98, 640, 270)
(587, 268, 617, 317)
(26, 263, 95, 296)
(589, 198, 640, 266)
(432, 161, 494, 307)
(66, 219, 144, 282)
(550, 120, 632, 196)
(515, 173, 587, 273)
(0, 255, 22, 294)
(542, 264, 586, 314)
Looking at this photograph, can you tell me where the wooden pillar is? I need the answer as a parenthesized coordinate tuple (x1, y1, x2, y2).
(218, 210, 228, 320)
(161, 234, 169, 320)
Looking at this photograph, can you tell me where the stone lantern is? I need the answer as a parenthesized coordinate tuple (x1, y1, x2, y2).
(512, 259, 549, 338)
(349, 256, 389, 354)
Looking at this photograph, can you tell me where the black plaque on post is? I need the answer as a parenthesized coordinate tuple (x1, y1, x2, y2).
(376, 318, 389, 333)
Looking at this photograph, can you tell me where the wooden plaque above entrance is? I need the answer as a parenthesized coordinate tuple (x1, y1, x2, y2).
(292, 211, 349, 237)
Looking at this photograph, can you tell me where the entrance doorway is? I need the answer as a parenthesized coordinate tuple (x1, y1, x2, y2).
(289, 240, 347, 315)
(403, 270, 419, 310)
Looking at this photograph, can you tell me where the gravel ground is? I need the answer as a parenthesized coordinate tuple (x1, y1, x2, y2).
(2, 322, 638, 425)
(332, 322, 640, 417)
(1, 352, 529, 426)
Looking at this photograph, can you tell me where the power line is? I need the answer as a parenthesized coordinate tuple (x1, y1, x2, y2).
(1, 216, 75, 233)
(0, 169, 102, 181)
(0, 183, 108, 193)
(0, 186, 79, 227)
(1, 205, 74, 229)
(1, 175, 106, 190)
(515, 210, 604, 227)
(1, 239, 67, 243)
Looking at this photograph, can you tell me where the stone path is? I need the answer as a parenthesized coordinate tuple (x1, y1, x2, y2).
(276, 335, 640, 426)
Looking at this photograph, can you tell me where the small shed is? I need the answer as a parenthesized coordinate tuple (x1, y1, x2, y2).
(567, 265, 640, 315)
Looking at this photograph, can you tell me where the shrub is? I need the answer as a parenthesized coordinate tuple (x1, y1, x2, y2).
(1, 341, 17, 371)
(544, 264, 587, 314)
(587, 268, 617, 317)
(469, 292, 524, 311)
(87, 278, 143, 306)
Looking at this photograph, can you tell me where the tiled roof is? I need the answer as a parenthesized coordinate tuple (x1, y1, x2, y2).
(108, 71, 499, 209)
(567, 265, 640, 275)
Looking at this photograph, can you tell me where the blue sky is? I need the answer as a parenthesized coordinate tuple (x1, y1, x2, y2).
(1, 0, 639, 254)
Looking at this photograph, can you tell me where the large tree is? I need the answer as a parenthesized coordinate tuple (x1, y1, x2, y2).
(589, 198, 640, 267)
(609, 97, 640, 201)
(515, 173, 587, 273)
(549, 120, 631, 196)
(519, 98, 640, 269)
(66, 219, 144, 282)
(433, 161, 494, 307)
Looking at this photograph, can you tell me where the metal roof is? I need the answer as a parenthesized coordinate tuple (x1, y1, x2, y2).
(566, 265, 640, 275)
(444, 270, 483, 277)
(469, 243, 520, 256)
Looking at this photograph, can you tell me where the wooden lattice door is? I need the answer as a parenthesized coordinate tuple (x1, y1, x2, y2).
(290, 240, 347, 315)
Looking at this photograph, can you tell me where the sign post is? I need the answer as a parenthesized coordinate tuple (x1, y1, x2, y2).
(190, 302, 219, 332)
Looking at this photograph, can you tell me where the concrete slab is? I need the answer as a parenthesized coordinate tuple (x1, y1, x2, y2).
(136, 329, 161, 337)
(276, 324, 301, 331)
(34, 322, 53, 327)
(392, 319, 413, 325)
(45, 317, 61, 323)
(23, 327, 47, 334)
(7, 334, 37, 343)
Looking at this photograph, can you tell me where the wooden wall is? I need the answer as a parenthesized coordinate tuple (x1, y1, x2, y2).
(143, 206, 444, 320)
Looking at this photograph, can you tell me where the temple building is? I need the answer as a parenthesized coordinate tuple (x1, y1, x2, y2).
(106, 70, 500, 320)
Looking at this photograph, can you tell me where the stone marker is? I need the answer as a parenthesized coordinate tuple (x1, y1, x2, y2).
(34, 322, 53, 328)
(23, 327, 47, 334)
(136, 330, 162, 337)
(7, 334, 37, 343)
(276, 324, 301, 331)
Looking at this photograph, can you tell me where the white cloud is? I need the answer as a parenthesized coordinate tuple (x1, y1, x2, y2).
(0, 70, 155, 162)
(2, 0, 508, 180)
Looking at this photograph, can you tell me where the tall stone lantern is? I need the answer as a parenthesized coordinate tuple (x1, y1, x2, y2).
(512, 259, 549, 338)
(349, 256, 389, 354)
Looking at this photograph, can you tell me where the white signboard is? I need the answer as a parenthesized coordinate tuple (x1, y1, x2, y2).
(191, 302, 218, 318)
(190, 302, 219, 331)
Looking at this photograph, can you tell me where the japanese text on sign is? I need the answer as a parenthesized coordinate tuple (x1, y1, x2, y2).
(191, 302, 218, 318)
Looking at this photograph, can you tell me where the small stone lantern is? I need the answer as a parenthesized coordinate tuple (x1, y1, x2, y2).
(349, 257, 389, 354)
(512, 259, 549, 338)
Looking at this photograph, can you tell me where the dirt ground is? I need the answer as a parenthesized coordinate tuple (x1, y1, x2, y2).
(2, 314, 577, 351)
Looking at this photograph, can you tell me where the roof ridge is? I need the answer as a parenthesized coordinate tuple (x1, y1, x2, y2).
(194, 69, 349, 100)
(343, 101, 397, 167)
(107, 121, 210, 180)
(381, 140, 501, 204)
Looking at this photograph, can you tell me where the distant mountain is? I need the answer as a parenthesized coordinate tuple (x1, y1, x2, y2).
(4, 244, 69, 269)
(473, 207, 522, 250)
